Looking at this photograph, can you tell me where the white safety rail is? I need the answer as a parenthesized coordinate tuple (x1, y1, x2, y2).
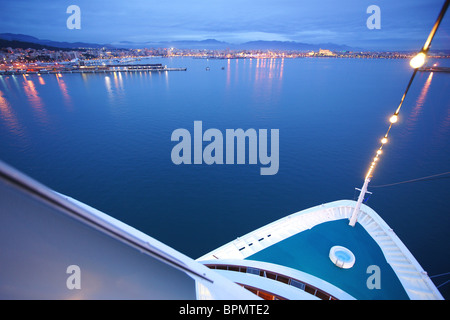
(0, 160, 258, 300)
(356, 204, 444, 300)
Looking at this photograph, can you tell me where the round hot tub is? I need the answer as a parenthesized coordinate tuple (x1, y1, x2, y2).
(329, 246, 355, 269)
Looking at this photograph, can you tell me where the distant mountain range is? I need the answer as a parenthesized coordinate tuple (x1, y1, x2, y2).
(116, 39, 358, 51)
(0, 33, 358, 52)
(0, 33, 109, 49)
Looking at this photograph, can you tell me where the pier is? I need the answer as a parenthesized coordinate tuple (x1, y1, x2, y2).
(418, 66, 450, 73)
(0, 63, 187, 75)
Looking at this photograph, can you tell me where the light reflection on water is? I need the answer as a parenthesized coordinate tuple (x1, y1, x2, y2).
(56, 74, 73, 110)
(22, 76, 47, 124)
(405, 72, 433, 133)
(0, 88, 22, 136)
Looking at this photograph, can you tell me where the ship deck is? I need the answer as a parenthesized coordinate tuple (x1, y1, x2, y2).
(198, 200, 443, 300)
(246, 218, 407, 299)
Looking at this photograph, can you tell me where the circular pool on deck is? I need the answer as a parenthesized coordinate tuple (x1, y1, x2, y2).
(329, 246, 355, 269)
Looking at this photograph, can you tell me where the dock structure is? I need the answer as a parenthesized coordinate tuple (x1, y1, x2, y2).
(0, 63, 187, 75)
(418, 66, 450, 73)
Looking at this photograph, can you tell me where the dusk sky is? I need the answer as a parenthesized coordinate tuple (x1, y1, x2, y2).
(1, 0, 449, 50)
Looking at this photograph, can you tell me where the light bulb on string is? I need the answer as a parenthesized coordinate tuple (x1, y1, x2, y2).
(410, 52, 427, 69)
(390, 114, 398, 124)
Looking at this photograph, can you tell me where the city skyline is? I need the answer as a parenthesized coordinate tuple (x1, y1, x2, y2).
(1, 1, 450, 51)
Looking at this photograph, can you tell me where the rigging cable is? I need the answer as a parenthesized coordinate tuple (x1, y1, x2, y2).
(371, 171, 450, 188)
(430, 272, 450, 288)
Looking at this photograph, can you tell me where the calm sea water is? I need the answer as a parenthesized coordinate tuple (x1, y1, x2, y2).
(1, 57, 449, 298)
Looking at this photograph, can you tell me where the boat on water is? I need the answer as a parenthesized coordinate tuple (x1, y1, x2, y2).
(0, 1, 448, 300)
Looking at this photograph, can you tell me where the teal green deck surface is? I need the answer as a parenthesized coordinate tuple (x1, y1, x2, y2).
(246, 219, 409, 300)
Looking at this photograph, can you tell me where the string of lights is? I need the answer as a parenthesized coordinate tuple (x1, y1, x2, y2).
(365, 0, 449, 180)
(349, 0, 450, 227)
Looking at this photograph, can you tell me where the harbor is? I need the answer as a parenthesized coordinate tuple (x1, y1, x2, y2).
(0, 63, 187, 75)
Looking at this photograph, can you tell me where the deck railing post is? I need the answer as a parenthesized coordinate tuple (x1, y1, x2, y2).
(349, 178, 370, 227)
